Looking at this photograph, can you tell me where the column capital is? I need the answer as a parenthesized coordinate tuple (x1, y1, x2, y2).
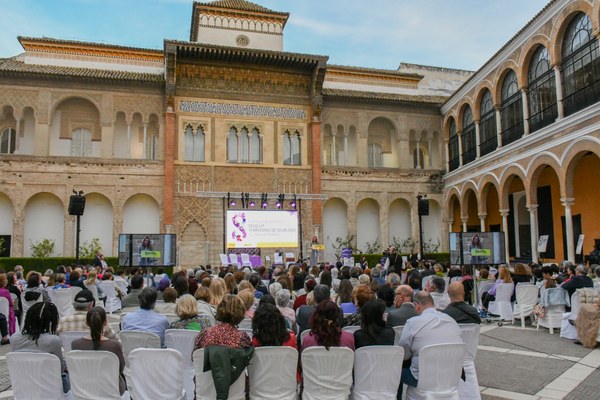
(499, 209, 510, 217)
(561, 198, 575, 207)
(526, 204, 538, 212)
(461, 217, 469, 224)
(478, 213, 487, 219)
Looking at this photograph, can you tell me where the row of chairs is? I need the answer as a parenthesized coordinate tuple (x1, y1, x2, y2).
(7, 344, 468, 400)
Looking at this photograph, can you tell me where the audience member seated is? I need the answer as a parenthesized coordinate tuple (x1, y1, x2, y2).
(121, 275, 144, 309)
(562, 264, 594, 298)
(482, 265, 512, 311)
(354, 299, 395, 348)
(23, 273, 50, 303)
(302, 300, 355, 350)
(460, 265, 475, 304)
(68, 269, 86, 290)
(56, 289, 115, 338)
(237, 289, 255, 330)
(0, 313, 9, 345)
(387, 285, 418, 327)
(335, 279, 356, 314)
(11, 302, 70, 393)
(342, 285, 375, 327)
(194, 286, 216, 325)
(194, 294, 251, 350)
(169, 294, 212, 332)
(84, 270, 105, 302)
(121, 287, 169, 346)
(442, 281, 481, 324)
(297, 285, 331, 336)
(276, 289, 296, 331)
(0, 273, 16, 335)
(398, 291, 463, 398)
(293, 278, 316, 310)
(377, 284, 395, 312)
(251, 303, 297, 348)
(72, 307, 127, 395)
(53, 273, 70, 289)
(155, 287, 178, 314)
(426, 276, 450, 310)
(209, 278, 227, 307)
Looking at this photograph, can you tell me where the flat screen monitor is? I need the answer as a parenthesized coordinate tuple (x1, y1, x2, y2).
(226, 210, 299, 249)
(449, 232, 505, 265)
(118, 234, 176, 267)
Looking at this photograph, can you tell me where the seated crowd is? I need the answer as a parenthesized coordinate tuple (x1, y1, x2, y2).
(3, 253, 599, 397)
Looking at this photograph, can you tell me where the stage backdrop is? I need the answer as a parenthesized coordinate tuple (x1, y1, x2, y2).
(226, 210, 299, 249)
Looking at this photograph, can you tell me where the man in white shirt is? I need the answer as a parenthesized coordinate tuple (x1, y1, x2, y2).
(398, 291, 463, 397)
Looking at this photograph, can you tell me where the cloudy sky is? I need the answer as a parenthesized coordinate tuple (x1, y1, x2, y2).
(1, 0, 549, 71)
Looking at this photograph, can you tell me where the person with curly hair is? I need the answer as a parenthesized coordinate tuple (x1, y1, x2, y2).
(251, 303, 296, 348)
(302, 300, 354, 351)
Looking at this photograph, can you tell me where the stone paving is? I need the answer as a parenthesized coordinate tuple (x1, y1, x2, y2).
(0, 323, 597, 399)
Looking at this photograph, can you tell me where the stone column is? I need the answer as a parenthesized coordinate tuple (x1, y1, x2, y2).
(331, 134, 337, 166)
(14, 117, 21, 154)
(427, 139, 432, 169)
(126, 118, 132, 158)
(527, 204, 538, 263)
(479, 213, 487, 232)
(310, 119, 322, 227)
(495, 106, 503, 148)
(500, 209, 510, 263)
(475, 120, 481, 158)
(457, 132, 463, 167)
(343, 134, 348, 166)
(444, 140, 450, 173)
(164, 111, 176, 227)
(554, 65, 564, 119)
(461, 217, 468, 233)
(142, 122, 148, 159)
(447, 219, 454, 234)
(561, 198, 575, 263)
(521, 89, 530, 135)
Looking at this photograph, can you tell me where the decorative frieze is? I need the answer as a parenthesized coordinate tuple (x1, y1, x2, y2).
(179, 100, 306, 120)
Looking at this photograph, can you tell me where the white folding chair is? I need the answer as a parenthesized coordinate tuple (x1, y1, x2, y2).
(241, 253, 253, 268)
(248, 346, 298, 400)
(219, 253, 230, 267)
(192, 348, 246, 400)
(59, 330, 88, 353)
(86, 284, 100, 304)
(488, 283, 514, 321)
(457, 325, 481, 400)
(20, 291, 43, 322)
(351, 346, 404, 400)
(129, 348, 185, 400)
(393, 325, 404, 344)
(7, 352, 66, 400)
(118, 330, 161, 362)
(561, 290, 588, 340)
(443, 277, 451, 292)
(163, 313, 180, 324)
(69, 286, 83, 300)
(512, 284, 539, 328)
(405, 343, 466, 400)
(65, 350, 130, 400)
(285, 252, 295, 267)
(165, 329, 199, 400)
(477, 281, 494, 308)
(229, 253, 240, 268)
(274, 253, 284, 265)
(115, 280, 129, 295)
(301, 346, 354, 400)
(300, 329, 311, 345)
(421, 275, 434, 290)
(239, 327, 253, 339)
(537, 287, 569, 334)
(0, 297, 9, 320)
(99, 281, 121, 313)
(52, 289, 76, 318)
(342, 325, 360, 334)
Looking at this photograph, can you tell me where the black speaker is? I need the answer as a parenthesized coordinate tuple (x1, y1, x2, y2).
(68, 195, 86, 216)
(418, 198, 429, 216)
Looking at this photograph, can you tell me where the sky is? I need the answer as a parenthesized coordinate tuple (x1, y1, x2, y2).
(1, 0, 550, 71)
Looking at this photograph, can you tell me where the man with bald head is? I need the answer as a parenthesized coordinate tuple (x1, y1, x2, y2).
(397, 291, 463, 398)
(442, 281, 481, 324)
(386, 285, 417, 327)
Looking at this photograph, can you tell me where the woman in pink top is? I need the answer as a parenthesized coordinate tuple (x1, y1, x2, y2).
(302, 300, 354, 351)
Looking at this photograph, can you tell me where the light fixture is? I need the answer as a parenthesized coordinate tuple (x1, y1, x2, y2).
(290, 194, 297, 209)
(276, 193, 285, 209)
(249, 200, 255, 208)
(261, 193, 268, 209)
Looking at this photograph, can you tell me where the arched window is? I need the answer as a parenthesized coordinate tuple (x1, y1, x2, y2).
(448, 119, 459, 171)
(0, 128, 16, 154)
(413, 146, 424, 168)
(146, 133, 158, 160)
(528, 46, 557, 132)
(479, 90, 497, 156)
(249, 128, 261, 163)
(368, 143, 383, 167)
(461, 106, 476, 165)
(184, 125, 205, 162)
(561, 12, 600, 116)
(240, 127, 250, 162)
(227, 127, 238, 162)
(70, 128, 92, 157)
(283, 129, 301, 165)
(500, 70, 523, 146)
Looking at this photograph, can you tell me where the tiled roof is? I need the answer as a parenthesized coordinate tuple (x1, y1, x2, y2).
(328, 64, 423, 80)
(196, 0, 287, 16)
(323, 88, 447, 105)
(0, 58, 164, 84)
(18, 36, 163, 56)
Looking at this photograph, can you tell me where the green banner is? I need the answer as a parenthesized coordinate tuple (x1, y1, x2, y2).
(141, 250, 161, 258)
(471, 248, 491, 256)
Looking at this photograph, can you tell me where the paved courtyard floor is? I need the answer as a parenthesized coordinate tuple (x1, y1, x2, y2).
(0, 321, 597, 399)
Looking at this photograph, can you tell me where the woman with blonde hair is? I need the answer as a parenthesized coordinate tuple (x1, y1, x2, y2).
(84, 270, 105, 302)
(169, 294, 212, 331)
(482, 265, 513, 311)
(208, 278, 227, 306)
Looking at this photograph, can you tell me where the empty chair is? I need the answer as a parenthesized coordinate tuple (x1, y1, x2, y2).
(392, 325, 404, 344)
(65, 350, 129, 400)
(165, 329, 199, 400)
(229, 253, 240, 268)
(52, 288, 76, 318)
(488, 283, 514, 321)
(129, 348, 185, 400)
(248, 346, 298, 400)
(457, 324, 481, 400)
(193, 348, 246, 400)
(512, 284, 539, 328)
(86, 284, 101, 304)
(118, 330, 161, 362)
(219, 253, 230, 267)
(405, 343, 466, 400)
(69, 286, 83, 300)
(99, 281, 121, 313)
(241, 253, 253, 268)
(274, 253, 284, 266)
(351, 346, 404, 400)
(561, 289, 597, 339)
(0, 297, 9, 321)
(7, 352, 66, 400)
(301, 346, 354, 400)
(59, 330, 88, 353)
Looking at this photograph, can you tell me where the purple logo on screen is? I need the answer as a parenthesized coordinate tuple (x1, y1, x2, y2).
(231, 212, 247, 242)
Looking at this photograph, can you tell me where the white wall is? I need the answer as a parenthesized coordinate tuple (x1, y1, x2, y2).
(422, 200, 442, 251)
(24, 193, 64, 256)
(323, 198, 349, 263)
(389, 199, 412, 246)
(122, 194, 160, 234)
(79, 193, 114, 256)
(196, 27, 283, 51)
(356, 198, 381, 253)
